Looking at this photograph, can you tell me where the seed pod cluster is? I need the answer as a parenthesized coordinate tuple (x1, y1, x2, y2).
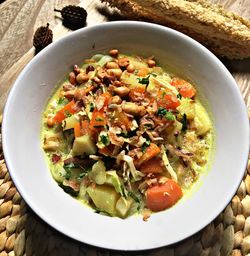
(54, 5, 87, 30)
(33, 23, 53, 53)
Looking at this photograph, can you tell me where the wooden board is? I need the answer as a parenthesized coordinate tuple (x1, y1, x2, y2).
(0, 0, 250, 113)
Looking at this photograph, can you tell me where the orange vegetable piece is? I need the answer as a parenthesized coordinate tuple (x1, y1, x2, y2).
(96, 92, 112, 108)
(137, 143, 161, 166)
(139, 157, 163, 173)
(137, 67, 149, 77)
(157, 90, 180, 109)
(74, 120, 90, 138)
(170, 78, 196, 98)
(90, 109, 107, 130)
(99, 145, 115, 156)
(146, 180, 183, 212)
(113, 111, 132, 131)
(52, 100, 76, 124)
(129, 87, 146, 101)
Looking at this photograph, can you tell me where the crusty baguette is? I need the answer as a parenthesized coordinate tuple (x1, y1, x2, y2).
(101, 0, 250, 59)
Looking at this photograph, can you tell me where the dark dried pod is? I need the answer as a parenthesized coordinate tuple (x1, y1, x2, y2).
(54, 5, 87, 30)
(33, 23, 53, 53)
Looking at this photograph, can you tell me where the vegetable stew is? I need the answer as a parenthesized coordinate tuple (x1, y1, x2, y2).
(42, 49, 213, 219)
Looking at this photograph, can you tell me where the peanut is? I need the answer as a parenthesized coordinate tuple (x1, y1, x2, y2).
(127, 64, 135, 73)
(92, 77, 101, 84)
(73, 65, 80, 75)
(111, 95, 122, 104)
(69, 72, 76, 85)
(47, 118, 54, 127)
(118, 57, 129, 68)
(114, 87, 130, 97)
(97, 69, 107, 79)
(107, 69, 122, 78)
(76, 73, 89, 84)
(86, 65, 95, 73)
(106, 61, 119, 69)
(122, 102, 145, 116)
(109, 49, 119, 57)
(147, 59, 156, 67)
(113, 81, 122, 87)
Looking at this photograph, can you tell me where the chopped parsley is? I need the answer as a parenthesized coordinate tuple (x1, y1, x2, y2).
(177, 93, 182, 99)
(77, 172, 88, 181)
(157, 107, 167, 116)
(149, 73, 157, 77)
(57, 97, 67, 105)
(181, 113, 188, 132)
(137, 75, 150, 86)
(156, 107, 175, 121)
(89, 103, 94, 112)
(64, 110, 72, 118)
(141, 139, 151, 152)
(100, 135, 109, 146)
(63, 163, 75, 179)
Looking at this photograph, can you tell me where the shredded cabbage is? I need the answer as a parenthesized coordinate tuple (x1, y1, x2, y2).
(161, 145, 178, 182)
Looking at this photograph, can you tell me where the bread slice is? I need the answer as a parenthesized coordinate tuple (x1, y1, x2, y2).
(101, 0, 250, 59)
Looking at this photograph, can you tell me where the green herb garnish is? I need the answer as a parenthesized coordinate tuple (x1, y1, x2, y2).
(63, 163, 75, 180)
(89, 103, 94, 112)
(137, 75, 150, 86)
(156, 107, 175, 121)
(157, 107, 167, 116)
(100, 135, 109, 146)
(57, 97, 67, 105)
(150, 73, 157, 77)
(64, 110, 72, 118)
(141, 139, 151, 152)
(181, 113, 188, 132)
(177, 93, 182, 99)
(77, 172, 88, 181)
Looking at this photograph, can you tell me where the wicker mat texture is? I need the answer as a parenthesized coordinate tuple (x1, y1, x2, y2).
(0, 113, 249, 256)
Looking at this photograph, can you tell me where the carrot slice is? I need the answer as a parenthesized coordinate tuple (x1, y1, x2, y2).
(170, 78, 196, 98)
(113, 111, 132, 130)
(146, 180, 183, 212)
(52, 100, 76, 124)
(90, 109, 107, 130)
(99, 145, 115, 156)
(157, 90, 180, 109)
(137, 67, 149, 77)
(136, 143, 161, 166)
(74, 122, 81, 138)
(101, 92, 112, 107)
(129, 87, 146, 101)
(74, 120, 90, 138)
(139, 157, 163, 173)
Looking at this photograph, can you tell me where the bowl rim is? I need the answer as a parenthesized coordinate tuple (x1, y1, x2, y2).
(2, 20, 250, 251)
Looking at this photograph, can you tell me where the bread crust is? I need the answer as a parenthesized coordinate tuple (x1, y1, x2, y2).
(102, 0, 250, 59)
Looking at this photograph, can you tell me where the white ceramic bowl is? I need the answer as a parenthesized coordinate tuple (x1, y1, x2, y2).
(2, 21, 249, 251)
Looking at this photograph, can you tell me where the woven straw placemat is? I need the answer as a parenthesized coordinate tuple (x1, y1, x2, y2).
(0, 115, 249, 256)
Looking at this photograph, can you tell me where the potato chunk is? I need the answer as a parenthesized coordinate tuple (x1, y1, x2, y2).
(72, 135, 97, 156)
(193, 103, 211, 136)
(87, 185, 119, 216)
(116, 197, 133, 218)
